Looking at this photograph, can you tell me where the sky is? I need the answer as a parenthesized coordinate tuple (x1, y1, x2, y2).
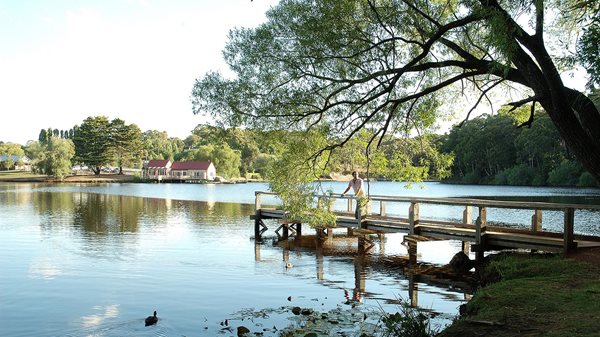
(0, 1, 590, 146)
(0, 0, 279, 145)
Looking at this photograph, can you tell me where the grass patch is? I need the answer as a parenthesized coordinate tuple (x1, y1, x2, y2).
(440, 253, 600, 337)
(0, 171, 48, 180)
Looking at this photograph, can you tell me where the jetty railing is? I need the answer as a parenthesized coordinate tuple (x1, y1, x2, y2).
(254, 191, 600, 258)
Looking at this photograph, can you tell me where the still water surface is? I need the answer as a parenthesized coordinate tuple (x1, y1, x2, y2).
(1, 182, 599, 337)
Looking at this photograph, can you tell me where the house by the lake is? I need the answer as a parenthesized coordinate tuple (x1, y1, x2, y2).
(170, 161, 216, 180)
(144, 160, 171, 180)
(142, 160, 216, 182)
(0, 155, 32, 171)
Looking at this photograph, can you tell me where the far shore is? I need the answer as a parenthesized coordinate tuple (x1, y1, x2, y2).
(0, 172, 136, 183)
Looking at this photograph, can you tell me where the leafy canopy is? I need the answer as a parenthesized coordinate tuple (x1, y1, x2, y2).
(192, 0, 600, 214)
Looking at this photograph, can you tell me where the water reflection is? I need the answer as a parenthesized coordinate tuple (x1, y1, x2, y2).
(11, 191, 255, 236)
(1, 183, 556, 336)
(29, 256, 62, 280)
(81, 305, 120, 329)
(255, 232, 471, 317)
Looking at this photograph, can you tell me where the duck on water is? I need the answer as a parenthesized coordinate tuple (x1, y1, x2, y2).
(145, 311, 158, 326)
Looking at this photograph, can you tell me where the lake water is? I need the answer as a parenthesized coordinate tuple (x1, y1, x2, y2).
(1, 182, 599, 337)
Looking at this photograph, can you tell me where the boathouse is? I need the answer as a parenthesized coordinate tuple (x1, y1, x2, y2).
(143, 160, 171, 180)
(170, 161, 216, 181)
(0, 155, 32, 171)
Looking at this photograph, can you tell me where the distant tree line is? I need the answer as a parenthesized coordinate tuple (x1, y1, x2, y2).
(38, 128, 74, 143)
(2, 103, 599, 186)
(439, 106, 598, 187)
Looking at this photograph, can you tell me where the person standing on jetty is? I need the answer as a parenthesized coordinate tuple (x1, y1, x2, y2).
(341, 171, 365, 219)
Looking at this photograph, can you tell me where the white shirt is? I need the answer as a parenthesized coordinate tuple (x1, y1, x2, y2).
(348, 178, 364, 196)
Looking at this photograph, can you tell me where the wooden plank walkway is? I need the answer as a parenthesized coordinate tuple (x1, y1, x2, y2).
(253, 191, 600, 260)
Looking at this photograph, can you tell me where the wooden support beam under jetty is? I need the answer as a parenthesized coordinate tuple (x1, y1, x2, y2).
(252, 191, 600, 259)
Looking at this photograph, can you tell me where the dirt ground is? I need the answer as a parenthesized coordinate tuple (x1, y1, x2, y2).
(569, 246, 600, 266)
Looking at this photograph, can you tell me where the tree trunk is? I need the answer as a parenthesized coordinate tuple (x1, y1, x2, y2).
(543, 95, 600, 184)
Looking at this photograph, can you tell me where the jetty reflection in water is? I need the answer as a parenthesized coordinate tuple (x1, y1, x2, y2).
(255, 230, 473, 312)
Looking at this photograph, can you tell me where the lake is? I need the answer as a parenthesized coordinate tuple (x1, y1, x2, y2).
(1, 182, 599, 337)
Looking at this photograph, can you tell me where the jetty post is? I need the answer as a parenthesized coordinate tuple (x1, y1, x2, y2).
(564, 207, 575, 255)
(407, 202, 420, 264)
(474, 206, 487, 263)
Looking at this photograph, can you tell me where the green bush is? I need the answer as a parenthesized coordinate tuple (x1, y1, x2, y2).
(531, 172, 547, 186)
(505, 164, 535, 186)
(494, 170, 508, 185)
(462, 170, 481, 184)
(577, 171, 599, 187)
(547, 161, 583, 186)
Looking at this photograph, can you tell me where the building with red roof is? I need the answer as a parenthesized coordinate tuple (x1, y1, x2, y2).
(143, 160, 216, 181)
(170, 160, 216, 180)
(143, 160, 172, 179)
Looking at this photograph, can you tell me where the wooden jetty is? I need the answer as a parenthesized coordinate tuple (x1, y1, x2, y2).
(252, 191, 600, 262)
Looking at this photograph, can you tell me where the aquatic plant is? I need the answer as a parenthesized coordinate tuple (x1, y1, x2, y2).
(380, 301, 436, 337)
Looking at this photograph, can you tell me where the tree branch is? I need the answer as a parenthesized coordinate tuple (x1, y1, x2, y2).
(458, 79, 504, 127)
(517, 100, 536, 128)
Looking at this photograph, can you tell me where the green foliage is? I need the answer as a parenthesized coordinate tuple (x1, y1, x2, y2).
(73, 116, 145, 174)
(0, 142, 25, 157)
(514, 113, 564, 175)
(181, 143, 241, 178)
(26, 138, 75, 179)
(531, 171, 547, 186)
(142, 130, 182, 161)
(496, 163, 549, 187)
(442, 115, 518, 180)
(505, 163, 535, 186)
(253, 153, 277, 179)
(440, 110, 582, 186)
(547, 161, 583, 186)
(110, 119, 143, 172)
(191, 0, 600, 185)
(73, 116, 113, 174)
(381, 301, 435, 337)
(267, 130, 336, 228)
(24, 140, 45, 173)
(577, 9, 600, 88)
(577, 171, 599, 188)
(494, 169, 508, 185)
(42, 137, 75, 180)
(462, 170, 481, 184)
(497, 104, 532, 126)
(212, 144, 242, 178)
(38, 129, 48, 144)
(0, 142, 25, 170)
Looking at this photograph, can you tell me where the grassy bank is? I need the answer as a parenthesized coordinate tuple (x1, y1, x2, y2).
(440, 253, 600, 337)
(0, 171, 136, 183)
(0, 171, 49, 181)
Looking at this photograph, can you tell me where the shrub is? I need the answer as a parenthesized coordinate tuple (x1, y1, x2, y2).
(577, 171, 599, 187)
(505, 164, 535, 186)
(547, 161, 583, 186)
(494, 170, 508, 185)
(531, 172, 547, 186)
(462, 170, 481, 184)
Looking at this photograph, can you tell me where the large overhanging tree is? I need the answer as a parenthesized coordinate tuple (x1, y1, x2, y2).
(192, 0, 600, 183)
